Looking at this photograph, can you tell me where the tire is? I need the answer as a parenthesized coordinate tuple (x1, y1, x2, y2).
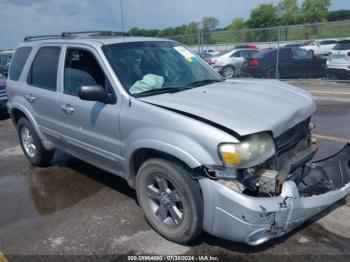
(17, 117, 54, 166)
(266, 67, 279, 79)
(136, 158, 203, 243)
(221, 65, 235, 78)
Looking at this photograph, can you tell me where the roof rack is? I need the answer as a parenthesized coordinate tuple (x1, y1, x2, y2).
(24, 31, 128, 42)
(24, 34, 62, 42)
(62, 31, 128, 37)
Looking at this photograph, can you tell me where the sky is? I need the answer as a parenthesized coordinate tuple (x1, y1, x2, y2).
(0, 0, 348, 49)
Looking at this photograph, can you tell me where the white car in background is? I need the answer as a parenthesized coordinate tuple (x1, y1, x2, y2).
(300, 39, 338, 56)
(202, 49, 220, 56)
(211, 48, 259, 78)
(327, 39, 350, 79)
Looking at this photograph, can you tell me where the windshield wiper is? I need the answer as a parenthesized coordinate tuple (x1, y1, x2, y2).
(186, 79, 224, 87)
(133, 87, 189, 97)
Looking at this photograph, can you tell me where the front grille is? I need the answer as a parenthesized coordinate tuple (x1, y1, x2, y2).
(262, 118, 310, 170)
(274, 118, 310, 153)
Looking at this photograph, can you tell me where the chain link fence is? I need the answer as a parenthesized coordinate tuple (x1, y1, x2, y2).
(167, 20, 350, 82)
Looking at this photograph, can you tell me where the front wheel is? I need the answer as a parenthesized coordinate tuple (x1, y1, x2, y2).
(136, 158, 203, 243)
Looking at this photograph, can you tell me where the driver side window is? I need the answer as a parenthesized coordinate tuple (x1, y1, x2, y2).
(64, 48, 112, 96)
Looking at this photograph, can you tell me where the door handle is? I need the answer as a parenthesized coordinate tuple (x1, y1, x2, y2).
(25, 94, 36, 103)
(61, 104, 74, 115)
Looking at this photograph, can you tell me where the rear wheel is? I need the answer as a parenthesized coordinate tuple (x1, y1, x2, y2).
(136, 158, 203, 243)
(17, 117, 54, 166)
(266, 67, 279, 79)
(221, 65, 235, 78)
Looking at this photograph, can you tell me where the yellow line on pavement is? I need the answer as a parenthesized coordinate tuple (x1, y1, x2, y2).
(0, 252, 8, 262)
(313, 133, 350, 143)
(310, 90, 350, 96)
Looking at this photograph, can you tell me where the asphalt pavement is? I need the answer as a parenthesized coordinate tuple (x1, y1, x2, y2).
(0, 98, 349, 261)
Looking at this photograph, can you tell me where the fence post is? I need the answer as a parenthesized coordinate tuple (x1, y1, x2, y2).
(275, 27, 281, 80)
(197, 29, 202, 53)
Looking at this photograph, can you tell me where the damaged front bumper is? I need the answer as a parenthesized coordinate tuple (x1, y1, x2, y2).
(199, 144, 350, 245)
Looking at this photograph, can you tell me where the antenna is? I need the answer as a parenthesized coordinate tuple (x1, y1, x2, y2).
(120, 0, 125, 41)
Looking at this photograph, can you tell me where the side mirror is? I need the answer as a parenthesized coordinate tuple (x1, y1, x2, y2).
(78, 85, 113, 104)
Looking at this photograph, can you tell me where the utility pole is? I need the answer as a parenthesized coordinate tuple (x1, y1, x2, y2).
(120, 0, 125, 39)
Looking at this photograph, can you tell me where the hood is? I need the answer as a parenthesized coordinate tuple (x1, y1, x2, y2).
(139, 79, 316, 138)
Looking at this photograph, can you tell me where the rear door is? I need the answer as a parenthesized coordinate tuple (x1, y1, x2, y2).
(277, 49, 295, 78)
(55, 45, 123, 174)
(25, 45, 62, 143)
(292, 48, 326, 78)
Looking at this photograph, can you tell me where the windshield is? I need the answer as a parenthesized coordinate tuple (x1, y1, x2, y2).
(102, 41, 223, 97)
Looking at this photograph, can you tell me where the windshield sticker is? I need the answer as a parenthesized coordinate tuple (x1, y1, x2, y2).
(174, 46, 197, 63)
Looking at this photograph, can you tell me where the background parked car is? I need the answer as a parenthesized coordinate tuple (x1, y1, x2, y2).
(300, 39, 338, 56)
(0, 50, 13, 77)
(211, 48, 259, 78)
(284, 43, 307, 48)
(241, 47, 327, 79)
(197, 52, 213, 64)
(202, 49, 220, 56)
(327, 39, 350, 80)
(0, 77, 7, 115)
(234, 44, 257, 49)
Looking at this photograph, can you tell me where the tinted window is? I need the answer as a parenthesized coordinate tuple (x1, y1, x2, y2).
(254, 50, 274, 58)
(28, 46, 61, 90)
(9, 47, 32, 81)
(278, 49, 293, 60)
(231, 51, 242, 57)
(293, 48, 313, 59)
(64, 48, 112, 96)
(320, 40, 337, 45)
(333, 40, 350, 50)
(247, 50, 258, 58)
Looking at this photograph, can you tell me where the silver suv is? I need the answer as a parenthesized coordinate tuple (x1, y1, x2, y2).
(6, 32, 350, 246)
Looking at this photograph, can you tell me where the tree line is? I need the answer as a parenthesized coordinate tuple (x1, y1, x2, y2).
(128, 0, 350, 39)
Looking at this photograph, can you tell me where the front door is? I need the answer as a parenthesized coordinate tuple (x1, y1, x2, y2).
(56, 45, 123, 174)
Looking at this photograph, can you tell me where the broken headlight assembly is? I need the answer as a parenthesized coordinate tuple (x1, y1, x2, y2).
(218, 132, 275, 169)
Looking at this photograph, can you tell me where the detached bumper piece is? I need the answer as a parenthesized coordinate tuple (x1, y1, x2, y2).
(200, 144, 350, 245)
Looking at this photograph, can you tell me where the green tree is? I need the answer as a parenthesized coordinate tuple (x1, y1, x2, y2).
(277, 0, 301, 40)
(186, 22, 199, 34)
(247, 4, 279, 28)
(277, 0, 301, 25)
(247, 3, 279, 42)
(228, 18, 247, 31)
(301, 0, 331, 23)
(201, 17, 219, 32)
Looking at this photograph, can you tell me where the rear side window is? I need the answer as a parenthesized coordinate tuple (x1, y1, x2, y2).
(28, 46, 61, 91)
(9, 47, 32, 81)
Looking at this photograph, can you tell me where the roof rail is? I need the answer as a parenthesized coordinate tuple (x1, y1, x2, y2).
(24, 31, 129, 42)
(24, 34, 62, 42)
(61, 31, 129, 37)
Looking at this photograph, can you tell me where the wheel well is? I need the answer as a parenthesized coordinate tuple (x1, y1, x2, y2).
(11, 108, 27, 126)
(130, 148, 192, 177)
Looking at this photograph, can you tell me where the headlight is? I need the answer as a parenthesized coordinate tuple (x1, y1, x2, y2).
(218, 132, 275, 168)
